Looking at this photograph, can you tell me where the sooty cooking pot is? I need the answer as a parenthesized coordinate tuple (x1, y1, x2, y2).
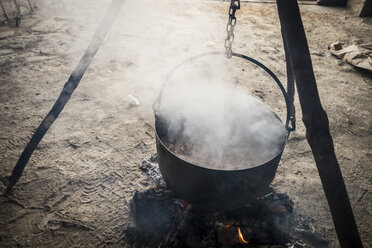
(154, 52, 295, 210)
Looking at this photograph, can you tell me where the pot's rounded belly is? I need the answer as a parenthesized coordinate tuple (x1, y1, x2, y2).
(155, 117, 285, 211)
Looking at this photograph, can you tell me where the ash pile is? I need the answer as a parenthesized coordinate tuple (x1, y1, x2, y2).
(125, 155, 328, 248)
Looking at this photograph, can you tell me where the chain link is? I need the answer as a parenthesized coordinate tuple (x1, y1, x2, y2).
(224, 0, 240, 59)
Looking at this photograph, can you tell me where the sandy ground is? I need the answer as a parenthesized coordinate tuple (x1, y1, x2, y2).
(0, 0, 371, 247)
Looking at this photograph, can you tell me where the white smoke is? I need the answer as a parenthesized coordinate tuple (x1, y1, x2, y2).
(155, 54, 287, 170)
(46, 0, 287, 170)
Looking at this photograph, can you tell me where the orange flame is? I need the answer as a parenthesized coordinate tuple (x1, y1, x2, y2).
(237, 227, 249, 244)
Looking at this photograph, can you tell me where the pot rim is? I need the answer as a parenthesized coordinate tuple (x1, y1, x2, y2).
(154, 112, 288, 172)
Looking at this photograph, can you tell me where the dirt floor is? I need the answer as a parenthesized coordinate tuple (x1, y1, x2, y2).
(0, 0, 371, 247)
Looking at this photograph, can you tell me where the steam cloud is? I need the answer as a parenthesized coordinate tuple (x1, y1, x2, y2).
(53, 0, 287, 171)
(155, 56, 288, 170)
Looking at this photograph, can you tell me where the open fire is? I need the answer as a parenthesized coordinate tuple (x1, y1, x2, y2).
(124, 155, 328, 248)
(237, 227, 250, 244)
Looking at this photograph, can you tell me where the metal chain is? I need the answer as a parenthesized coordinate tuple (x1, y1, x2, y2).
(224, 0, 240, 59)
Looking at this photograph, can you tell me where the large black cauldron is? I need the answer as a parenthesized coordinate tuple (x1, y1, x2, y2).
(154, 52, 295, 210)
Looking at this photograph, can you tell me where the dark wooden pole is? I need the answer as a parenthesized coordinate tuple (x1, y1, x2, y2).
(0, 1, 9, 21)
(5, 0, 126, 194)
(276, 1, 364, 247)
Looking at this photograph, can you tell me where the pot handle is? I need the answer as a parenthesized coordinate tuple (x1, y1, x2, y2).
(154, 51, 295, 133)
(232, 52, 295, 133)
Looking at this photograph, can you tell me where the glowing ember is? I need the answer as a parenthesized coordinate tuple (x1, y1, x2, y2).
(237, 227, 249, 244)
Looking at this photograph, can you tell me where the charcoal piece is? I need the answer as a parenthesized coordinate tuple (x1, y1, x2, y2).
(139, 154, 162, 185)
(150, 153, 158, 163)
(130, 184, 182, 235)
(161, 206, 218, 248)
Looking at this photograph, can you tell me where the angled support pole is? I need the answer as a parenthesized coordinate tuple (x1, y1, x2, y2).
(0, 0, 9, 21)
(27, 0, 33, 11)
(13, 0, 20, 13)
(276, 0, 364, 247)
(5, 0, 126, 194)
